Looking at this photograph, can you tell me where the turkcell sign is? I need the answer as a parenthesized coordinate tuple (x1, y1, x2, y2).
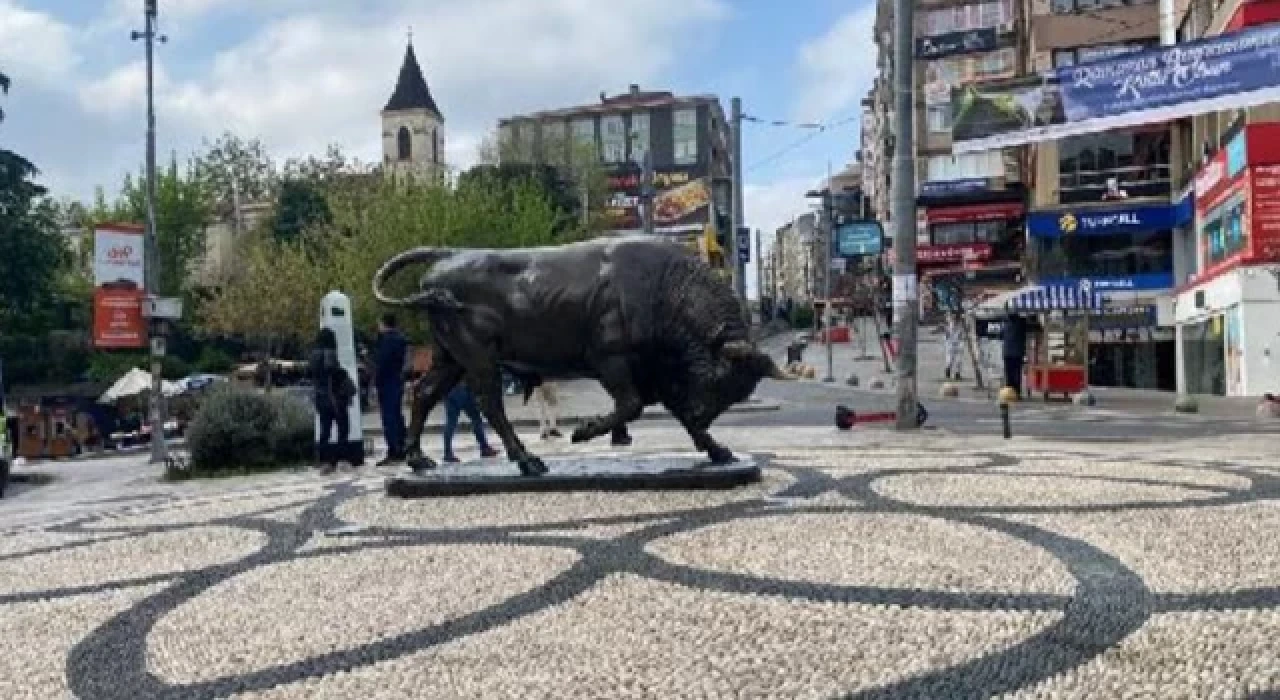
(1028, 203, 1177, 238)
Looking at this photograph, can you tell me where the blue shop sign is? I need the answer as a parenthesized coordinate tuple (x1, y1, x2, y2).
(833, 221, 883, 256)
(920, 178, 989, 198)
(1039, 273, 1174, 293)
(1028, 203, 1178, 238)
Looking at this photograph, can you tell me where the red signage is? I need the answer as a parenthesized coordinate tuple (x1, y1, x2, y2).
(917, 242, 994, 266)
(93, 287, 146, 349)
(925, 201, 1023, 224)
(1250, 164, 1280, 261)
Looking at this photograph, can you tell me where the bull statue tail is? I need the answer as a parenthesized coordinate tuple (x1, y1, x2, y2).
(721, 340, 798, 381)
(372, 247, 459, 306)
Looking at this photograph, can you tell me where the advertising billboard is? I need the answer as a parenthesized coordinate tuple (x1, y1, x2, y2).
(833, 221, 884, 257)
(951, 23, 1280, 153)
(603, 165, 712, 235)
(92, 224, 147, 349)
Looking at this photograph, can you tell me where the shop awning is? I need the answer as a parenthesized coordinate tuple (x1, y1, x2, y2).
(976, 284, 1104, 316)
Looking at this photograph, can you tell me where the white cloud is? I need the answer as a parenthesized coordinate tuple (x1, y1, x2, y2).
(791, 3, 877, 125)
(0, 0, 80, 86)
(74, 0, 728, 182)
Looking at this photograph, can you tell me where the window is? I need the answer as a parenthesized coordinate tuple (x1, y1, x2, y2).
(541, 121, 568, 164)
(630, 112, 650, 164)
(396, 126, 411, 161)
(1203, 196, 1248, 268)
(1058, 130, 1171, 202)
(1055, 42, 1154, 69)
(1052, 0, 1154, 14)
(926, 151, 1004, 180)
(921, 0, 1012, 34)
(674, 108, 698, 165)
(571, 118, 595, 159)
(601, 115, 626, 163)
(927, 105, 953, 133)
(431, 130, 439, 163)
(931, 220, 1005, 245)
(1031, 230, 1173, 279)
(1052, 50, 1076, 69)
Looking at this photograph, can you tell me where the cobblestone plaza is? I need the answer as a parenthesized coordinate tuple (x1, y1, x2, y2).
(1, 426, 1278, 699)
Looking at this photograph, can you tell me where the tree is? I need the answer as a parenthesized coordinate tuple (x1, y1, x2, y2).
(192, 132, 276, 217)
(272, 178, 332, 243)
(476, 127, 610, 236)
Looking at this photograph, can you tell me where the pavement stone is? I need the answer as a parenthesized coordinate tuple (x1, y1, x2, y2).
(0, 423, 1277, 698)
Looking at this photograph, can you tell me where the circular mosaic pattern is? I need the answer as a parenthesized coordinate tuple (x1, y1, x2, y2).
(0, 436, 1275, 699)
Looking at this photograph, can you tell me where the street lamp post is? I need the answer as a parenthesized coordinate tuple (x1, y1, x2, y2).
(131, 0, 168, 464)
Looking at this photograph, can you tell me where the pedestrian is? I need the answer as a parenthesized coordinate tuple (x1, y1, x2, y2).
(309, 328, 356, 474)
(1001, 312, 1036, 398)
(944, 313, 964, 381)
(442, 382, 500, 463)
(534, 382, 563, 440)
(373, 313, 408, 466)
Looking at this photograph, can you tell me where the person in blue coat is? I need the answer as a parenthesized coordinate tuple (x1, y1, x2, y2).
(374, 313, 408, 465)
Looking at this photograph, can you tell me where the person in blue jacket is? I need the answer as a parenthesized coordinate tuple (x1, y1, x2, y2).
(374, 313, 408, 466)
(442, 382, 499, 463)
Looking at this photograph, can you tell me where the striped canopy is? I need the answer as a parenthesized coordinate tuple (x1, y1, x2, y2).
(1003, 284, 1103, 312)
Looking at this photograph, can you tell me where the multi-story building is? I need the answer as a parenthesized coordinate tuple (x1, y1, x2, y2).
(496, 85, 732, 247)
(773, 214, 823, 304)
(1171, 0, 1280, 398)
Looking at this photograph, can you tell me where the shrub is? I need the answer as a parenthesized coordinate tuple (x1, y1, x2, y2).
(185, 385, 314, 475)
(790, 303, 816, 329)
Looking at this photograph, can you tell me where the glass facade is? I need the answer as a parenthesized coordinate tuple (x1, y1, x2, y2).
(1031, 230, 1174, 279)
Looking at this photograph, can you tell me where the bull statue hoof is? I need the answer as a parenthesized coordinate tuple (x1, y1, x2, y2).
(517, 456, 549, 477)
(707, 445, 737, 465)
(408, 454, 438, 473)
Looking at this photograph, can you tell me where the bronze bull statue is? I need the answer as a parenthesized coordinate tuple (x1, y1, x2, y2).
(373, 235, 795, 476)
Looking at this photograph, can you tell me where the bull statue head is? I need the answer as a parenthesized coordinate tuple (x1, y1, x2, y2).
(720, 340, 798, 381)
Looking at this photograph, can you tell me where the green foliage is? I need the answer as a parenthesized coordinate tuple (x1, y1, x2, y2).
(185, 385, 314, 474)
(193, 345, 235, 373)
(192, 132, 276, 218)
(85, 352, 190, 383)
(272, 178, 331, 243)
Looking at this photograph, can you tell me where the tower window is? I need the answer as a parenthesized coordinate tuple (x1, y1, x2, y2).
(432, 130, 439, 163)
(397, 126, 412, 161)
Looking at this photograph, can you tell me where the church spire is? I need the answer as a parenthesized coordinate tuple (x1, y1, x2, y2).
(383, 39, 443, 121)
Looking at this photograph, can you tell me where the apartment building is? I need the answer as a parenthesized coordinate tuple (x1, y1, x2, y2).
(1171, 0, 1280, 397)
(772, 214, 823, 304)
(496, 86, 732, 243)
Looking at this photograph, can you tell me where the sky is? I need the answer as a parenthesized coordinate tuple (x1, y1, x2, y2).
(1, 0, 878, 296)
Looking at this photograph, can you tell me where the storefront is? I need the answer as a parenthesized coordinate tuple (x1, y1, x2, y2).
(917, 196, 1025, 315)
(1023, 202, 1186, 390)
(1173, 123, 1280, 397)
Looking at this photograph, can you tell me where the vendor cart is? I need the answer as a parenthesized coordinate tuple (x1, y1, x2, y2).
(1026, 310, 1090, 401)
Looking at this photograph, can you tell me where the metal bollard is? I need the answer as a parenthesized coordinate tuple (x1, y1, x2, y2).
(1000, 403, 1012, 439)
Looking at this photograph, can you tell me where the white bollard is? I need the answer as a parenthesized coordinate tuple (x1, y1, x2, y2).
(318, 291, 365, 466)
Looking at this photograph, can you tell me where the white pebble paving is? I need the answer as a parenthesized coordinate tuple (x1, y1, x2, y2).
(230, 574, 1062, 700)
(874, 471, 1226, 509)
(148, 544, 581, 684)
(648, 512, 1076, 595)
(0, 526, 266, 596)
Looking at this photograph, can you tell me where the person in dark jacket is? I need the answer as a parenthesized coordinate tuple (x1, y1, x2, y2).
(373, 313, 408, 465)
(310, 328, 356, 473)
(1001, 312, 1038, 397)
(442, 382, 499, 463)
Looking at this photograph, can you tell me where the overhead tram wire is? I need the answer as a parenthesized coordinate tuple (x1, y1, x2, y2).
(743, 114, 859, 174)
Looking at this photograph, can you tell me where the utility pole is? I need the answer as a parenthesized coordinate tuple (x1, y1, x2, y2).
(132, 0, 169, 463)
(729, 97, 748, 320)
(891, 0, 920, 430)
(822, 162, 835, 382)
(641, 148, 655, 236)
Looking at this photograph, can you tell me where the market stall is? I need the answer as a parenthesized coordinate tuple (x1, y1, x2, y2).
(976, 284, 1105, 400)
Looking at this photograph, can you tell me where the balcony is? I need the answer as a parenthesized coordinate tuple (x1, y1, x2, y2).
(1057, 129, 1172, 205)
(1032, 0, 1158, 50)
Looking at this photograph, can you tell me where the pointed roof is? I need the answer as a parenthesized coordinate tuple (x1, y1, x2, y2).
(383, 42, 443, 120)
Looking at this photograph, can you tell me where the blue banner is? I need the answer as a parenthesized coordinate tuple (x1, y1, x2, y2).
(1028, 204, 1178, 238)
(1039, 273, 1174, 293)
(834, 221, 883, 256)
(952, 23, 1280, 153)
(919, 179, 989, 198)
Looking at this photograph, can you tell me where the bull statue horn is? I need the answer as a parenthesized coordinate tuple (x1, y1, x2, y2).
(721, 340, 755, 359)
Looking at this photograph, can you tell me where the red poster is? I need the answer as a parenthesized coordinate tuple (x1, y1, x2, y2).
(1250, 164, 1280, 262)
(925, 202, 1023, 224)
(93, 287, 146, 349)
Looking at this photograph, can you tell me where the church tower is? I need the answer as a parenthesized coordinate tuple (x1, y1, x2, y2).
(380, 37, 445, 181)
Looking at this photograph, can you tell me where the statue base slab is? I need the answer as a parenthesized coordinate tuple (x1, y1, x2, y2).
(385, 452, 763, 498)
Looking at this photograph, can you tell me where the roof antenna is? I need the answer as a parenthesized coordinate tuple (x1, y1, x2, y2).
(407, 25, 413, 45)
